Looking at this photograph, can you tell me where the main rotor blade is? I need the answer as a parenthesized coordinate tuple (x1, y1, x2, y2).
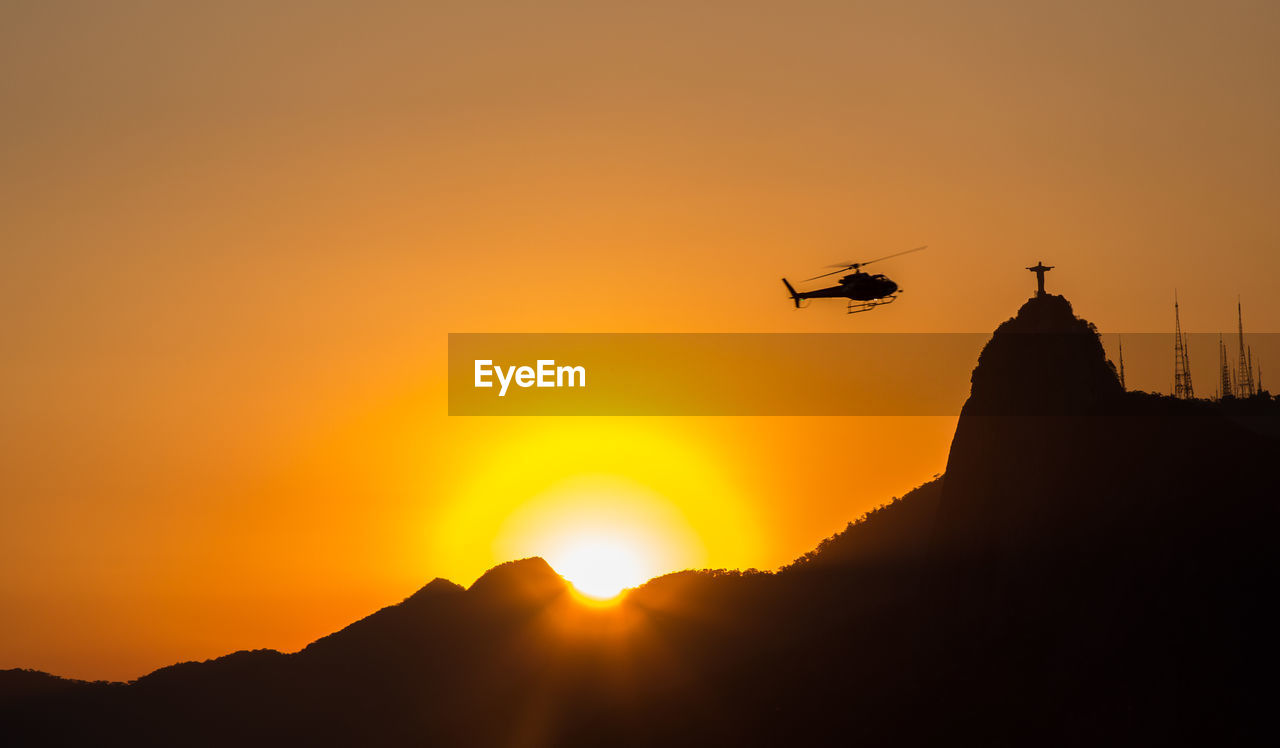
(858, 245, 928, 267)
(801, 246, 927, 282)
(803, 266, 853, 282)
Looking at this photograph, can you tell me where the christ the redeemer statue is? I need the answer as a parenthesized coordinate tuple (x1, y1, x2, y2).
(1027, 262, 1053, 296)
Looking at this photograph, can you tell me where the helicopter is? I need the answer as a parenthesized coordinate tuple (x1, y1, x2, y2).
(782, 245, 927, 314)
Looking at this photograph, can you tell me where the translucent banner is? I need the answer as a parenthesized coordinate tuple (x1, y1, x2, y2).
(447, 333, 1279, 416)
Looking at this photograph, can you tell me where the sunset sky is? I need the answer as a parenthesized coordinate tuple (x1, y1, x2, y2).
(3, 1, 1278, 681)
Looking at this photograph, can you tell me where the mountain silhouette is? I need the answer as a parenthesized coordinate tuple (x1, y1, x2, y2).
(3, 293, 1277, 746)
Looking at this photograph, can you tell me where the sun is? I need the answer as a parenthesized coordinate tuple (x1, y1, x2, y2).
(428, 420, 764, 597)
(479, 472, 717, 604)
(546, 536, 646, 601)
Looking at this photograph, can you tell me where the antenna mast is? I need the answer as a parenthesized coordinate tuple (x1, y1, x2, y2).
(1219, 335, 1233, 399)
(1236, 298, 1255, 398)
(1173, 293, 1194, 398)
(1118, 336, 1126, 390)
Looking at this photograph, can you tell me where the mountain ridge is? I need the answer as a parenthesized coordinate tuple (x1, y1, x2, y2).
(3, 292, 1276, 746)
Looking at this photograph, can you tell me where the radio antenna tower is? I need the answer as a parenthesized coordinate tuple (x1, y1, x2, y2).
(1236, 298, 1255, 398)
(1117, 336, 1126, 390)
(1173, 293, 1194, 398)
(1219, 334, 1233, 399)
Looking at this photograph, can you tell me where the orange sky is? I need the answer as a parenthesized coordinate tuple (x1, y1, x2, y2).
(2, 1, 1278, 681)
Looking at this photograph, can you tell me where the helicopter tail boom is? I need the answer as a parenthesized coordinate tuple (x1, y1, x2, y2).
(781, 278, 802, 308)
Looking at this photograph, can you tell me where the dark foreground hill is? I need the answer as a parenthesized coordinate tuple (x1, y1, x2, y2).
(4, 294, 1277, 746)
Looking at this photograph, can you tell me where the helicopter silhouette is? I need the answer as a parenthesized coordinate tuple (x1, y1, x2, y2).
(783, 246, 926, 314)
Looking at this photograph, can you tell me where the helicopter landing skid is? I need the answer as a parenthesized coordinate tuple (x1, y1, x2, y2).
(847, 295, 898, 314)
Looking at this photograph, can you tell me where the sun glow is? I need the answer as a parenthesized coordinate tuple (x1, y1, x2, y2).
(489, 473, 704, 602)
(546, 536, 647, 601)
(429, 420, 762, 592)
